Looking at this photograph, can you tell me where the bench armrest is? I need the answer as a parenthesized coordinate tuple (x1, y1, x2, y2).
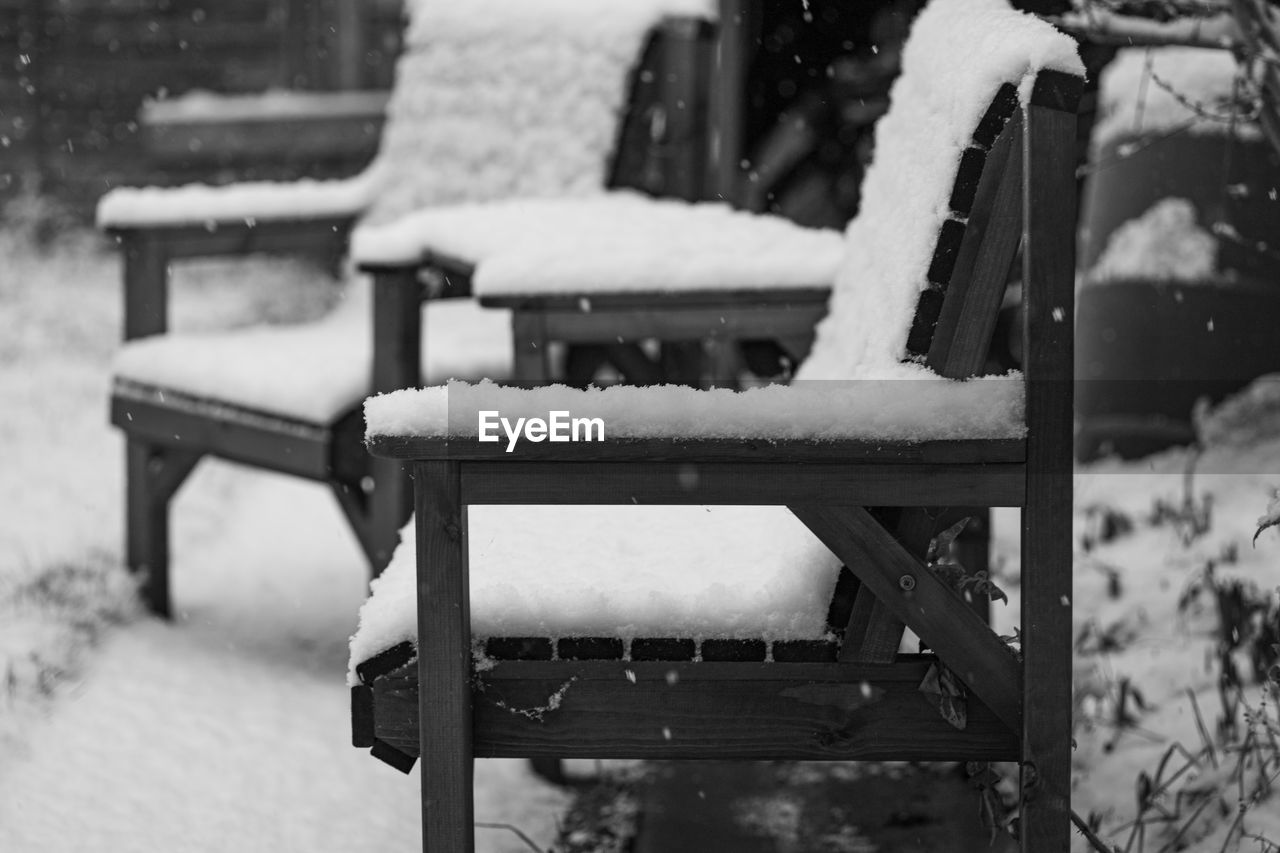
(101, 177, 376, 340)
(97, 175, 375, 231)
(362, 378, 1027, 462)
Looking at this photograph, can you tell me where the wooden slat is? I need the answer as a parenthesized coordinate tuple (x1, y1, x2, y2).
(370, 659, 1018, 761)
(368, 434, 1025, 465)
(787, 505, 1023, 733)
(927, 117, 1025, 377)
(109, 217, 354, 261)
(414, 462, 474, 852)
(121, 233, 169, 340)
(537, 303, 828, 344)
(111, 384, 335, 481)
(712, 0, 752, 205)
(1017, 74, 1081, 853)
(511, 312, 552, 384)
(480, 287, 829, 312)
(448, 461, 1025, 507)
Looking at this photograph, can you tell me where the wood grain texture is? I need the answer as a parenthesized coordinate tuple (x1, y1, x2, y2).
(111, 384, 334, 480)
(121, 234, 168, 340)
(480, 288, 829, 312)
(1017, 91, 1079, 853)
(125, 439, 201, 617)
(367, 434, 1025, 465)
(926, 120, 1024, 378)
(370, 659, 1019, 761)
(788, 505, 1023, 733)
(414, 461, 474, 852)
(453, 461, 1026, 508)
(110, 217, 353, 262)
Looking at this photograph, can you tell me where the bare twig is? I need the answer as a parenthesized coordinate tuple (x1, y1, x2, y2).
(475, 821, 547, 853)
(1073, 808, 1120, 853)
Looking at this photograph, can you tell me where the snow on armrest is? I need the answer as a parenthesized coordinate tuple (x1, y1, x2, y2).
(96, 169, 380, 230)
(364, 372, 1025, 447)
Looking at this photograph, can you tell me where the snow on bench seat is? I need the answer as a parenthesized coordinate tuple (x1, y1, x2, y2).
(350, 192, 844, 294)
(348, 0, 1081, 675)
(364, 371, 1024, 443)
(348, 507, 842, 683)
(115, 293, 512, 425)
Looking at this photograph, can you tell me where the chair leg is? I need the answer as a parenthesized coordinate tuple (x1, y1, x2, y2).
(125, 439, 200, 618)
(1019, 486, 1072, 851)
(416, 461, 474, 852)
(367, 456, 413, 574)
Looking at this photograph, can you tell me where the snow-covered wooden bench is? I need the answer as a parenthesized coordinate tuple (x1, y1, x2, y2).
(348, 0, 1083, 848)
(97, 0, 717, 617)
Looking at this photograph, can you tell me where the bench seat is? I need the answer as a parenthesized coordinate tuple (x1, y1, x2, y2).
(351, 191, 845, 295)
(114, 298, 512, 426)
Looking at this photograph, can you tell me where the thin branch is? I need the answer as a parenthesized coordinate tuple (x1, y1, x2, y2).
(1056, 9, 1240, 48)
(475, 822, 546, 853)
(1073, 808, 1120, 853)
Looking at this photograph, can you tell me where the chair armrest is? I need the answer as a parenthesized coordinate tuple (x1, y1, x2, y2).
(97, 175, 374, 231)
(101, 178, 373, 340)
(362, 379, 1028, 462)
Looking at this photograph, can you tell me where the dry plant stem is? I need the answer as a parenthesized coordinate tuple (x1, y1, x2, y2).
(1156, 795, 1217, 853)
(1073, 808, 1120, 853)
(1189, 687, 1221, 769)
(474, 822, 546, 853)
(1231, 0, 1280, 160)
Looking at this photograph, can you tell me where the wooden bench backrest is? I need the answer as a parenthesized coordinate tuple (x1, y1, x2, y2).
(363, 3, 713, 225)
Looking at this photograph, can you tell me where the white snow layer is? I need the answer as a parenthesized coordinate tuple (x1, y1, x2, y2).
(348, 508, 843, 681)
(350, 192, 844, 291)
(98, 0, 711, 228)
(366, 371, 1026, 442)
(350, 0, 1078, 669)
(1092, 46, 1259, 149)
(113, 282, 513, 424)
(800, 0, 1081, 379)
(1087, 198, 1218, 284)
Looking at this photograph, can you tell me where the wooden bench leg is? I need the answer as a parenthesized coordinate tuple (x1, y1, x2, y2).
(416, 461, 473, 852)
(1018, 479, 1071, 851)
(512, 313, 553, 385)
(125, 439, 200, 618)
(366, 456, 412, 573)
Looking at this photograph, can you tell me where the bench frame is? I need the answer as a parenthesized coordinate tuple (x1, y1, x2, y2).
(106, 16, 714, 617)
(358, 71, 1081, 852)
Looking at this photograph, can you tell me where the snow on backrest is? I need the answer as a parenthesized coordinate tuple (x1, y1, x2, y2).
(796, 0, 1081, 381)
(361, 0, 716, 225)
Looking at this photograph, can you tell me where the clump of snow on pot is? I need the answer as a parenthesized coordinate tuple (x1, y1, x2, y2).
(1092, 47, 1258, 150)
(1194, 373, 1280, 449)
(1086, 198, 1218, 285)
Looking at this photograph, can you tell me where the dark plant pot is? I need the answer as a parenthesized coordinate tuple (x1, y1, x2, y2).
(1076, 279, 1280, 461)
(1075, 132, 1280, 461)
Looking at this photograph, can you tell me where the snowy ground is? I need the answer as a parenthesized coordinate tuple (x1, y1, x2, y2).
(0, 216, 569, 852)
(1, 212, 1277, 852)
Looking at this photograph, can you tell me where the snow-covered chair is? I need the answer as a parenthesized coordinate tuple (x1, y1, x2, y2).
(348, 0, 1083, 848)
(97, 0, 716, 617)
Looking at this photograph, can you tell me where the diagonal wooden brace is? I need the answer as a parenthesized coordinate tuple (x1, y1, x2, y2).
(788, 504, 1022, 733)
